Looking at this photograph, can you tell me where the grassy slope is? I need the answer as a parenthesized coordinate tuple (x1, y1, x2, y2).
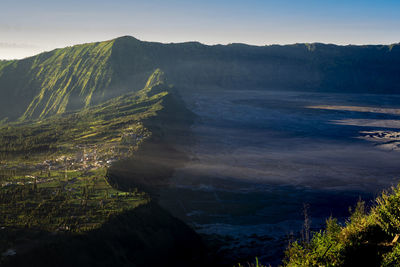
(0, 40, 116, 122)
(0, 69, 168, 157)
(21, 40, 115, 120)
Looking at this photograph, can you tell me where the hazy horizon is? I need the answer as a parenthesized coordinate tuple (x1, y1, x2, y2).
(1, 34, 400, 61)
(2, 0, 400, 59)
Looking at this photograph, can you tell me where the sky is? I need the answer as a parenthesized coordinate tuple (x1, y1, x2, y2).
(1, 0, 400, 59)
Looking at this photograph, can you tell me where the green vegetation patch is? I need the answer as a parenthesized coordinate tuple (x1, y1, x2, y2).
(0, 168, 149, 233)
(283, 186, 400, 266)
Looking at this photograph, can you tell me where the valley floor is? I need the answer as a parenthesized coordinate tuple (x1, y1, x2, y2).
(159, 89, 400, 265)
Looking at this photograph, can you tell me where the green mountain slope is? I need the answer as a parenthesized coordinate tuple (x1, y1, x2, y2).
(0, 68, 169, 157)
(0, 40, 115, 122)
(0, 69, 202, 266)
(0, 36, 400, 123)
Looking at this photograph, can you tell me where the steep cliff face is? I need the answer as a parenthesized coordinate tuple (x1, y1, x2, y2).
(0, 41, 116, 121)
(106, 70, 196, 193)
(0, 36, 399, 123)
(108, 36, 400, 95)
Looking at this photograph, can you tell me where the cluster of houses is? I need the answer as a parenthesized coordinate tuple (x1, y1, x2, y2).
(0, 130, 146, 188)
(0, 143, 126, 188)
(30, 145, 122, 173)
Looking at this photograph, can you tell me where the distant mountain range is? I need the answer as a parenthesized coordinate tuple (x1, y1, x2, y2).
(0, 36, 399, 122)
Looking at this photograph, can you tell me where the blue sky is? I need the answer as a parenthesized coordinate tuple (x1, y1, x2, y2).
(1, 0, 399, 59)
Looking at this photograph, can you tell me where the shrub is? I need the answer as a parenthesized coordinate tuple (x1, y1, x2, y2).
(283, 217, 344, 266)
(374, 185, 400, 237)
(283, 190, 400, 266)
(382, 243, 400, 267)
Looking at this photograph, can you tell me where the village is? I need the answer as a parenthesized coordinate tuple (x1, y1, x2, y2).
(0, 141, 136, 188)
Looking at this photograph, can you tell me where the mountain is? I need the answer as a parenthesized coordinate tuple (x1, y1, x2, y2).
(0, 36, 399, 122)
(0, 68, 170, 155)
(0, 69, 203, 267)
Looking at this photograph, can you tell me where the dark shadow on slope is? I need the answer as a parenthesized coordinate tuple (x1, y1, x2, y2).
(2, 201, 206, 267)
(106, 88, 196, 195)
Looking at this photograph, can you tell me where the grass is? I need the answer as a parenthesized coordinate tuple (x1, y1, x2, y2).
(21, 40, 115, 120)
(283, 186, 400, 266)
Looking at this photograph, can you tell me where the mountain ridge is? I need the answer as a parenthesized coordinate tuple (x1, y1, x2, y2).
(1, 36, 400, 123)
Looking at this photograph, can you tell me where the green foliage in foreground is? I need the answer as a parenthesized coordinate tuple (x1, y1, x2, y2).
(283, 186, 400, 266)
